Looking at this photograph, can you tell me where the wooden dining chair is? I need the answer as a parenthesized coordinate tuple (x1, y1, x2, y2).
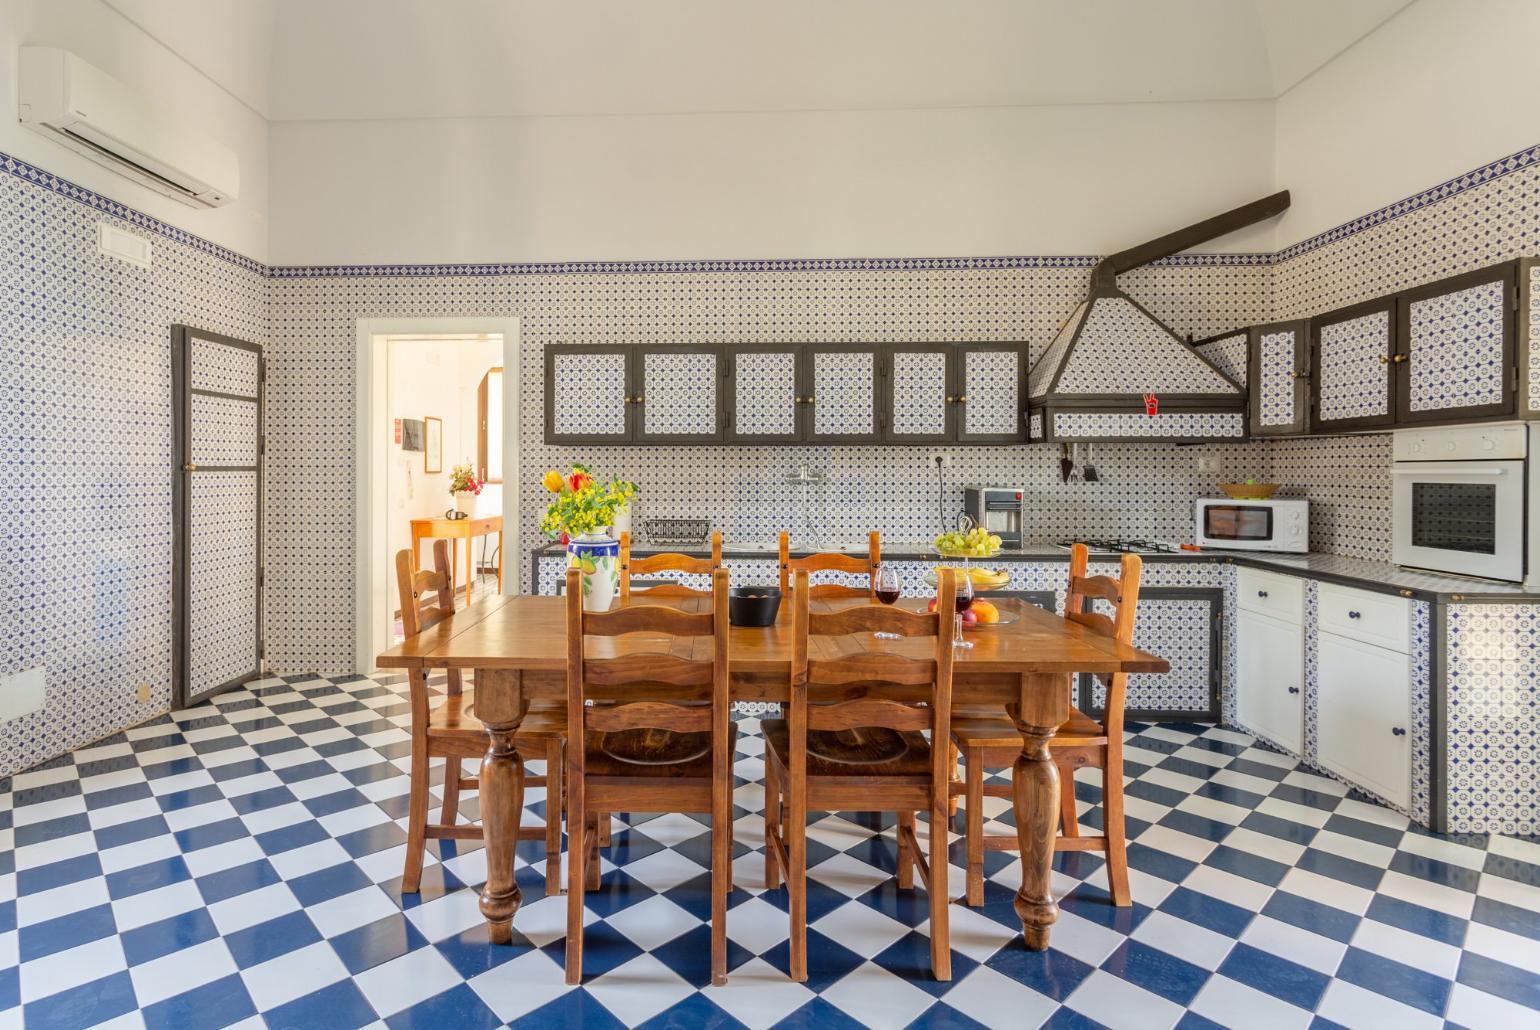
(564, 566, 734, 986)
(778, 530, 881, 598)
(764, 568, 958, 981)
(619, 530, 723, 599)
(395, 544, 565, 895)
(950, 543, 1143, 907)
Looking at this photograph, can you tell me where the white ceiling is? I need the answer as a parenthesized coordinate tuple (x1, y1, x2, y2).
(103, 0, 1414, 122)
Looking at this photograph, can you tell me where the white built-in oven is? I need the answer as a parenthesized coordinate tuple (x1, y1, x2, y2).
(1392, 423, 1530, 583)
(1194, 498, 1309, 552)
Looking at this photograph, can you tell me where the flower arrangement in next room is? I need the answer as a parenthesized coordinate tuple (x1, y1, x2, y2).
(539, 464, 637, 542)
(449, 463, 485, 497)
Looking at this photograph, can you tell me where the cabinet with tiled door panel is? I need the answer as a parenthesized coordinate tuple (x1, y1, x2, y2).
(543, 344, 635, 444)
(1248, 319, 1311, 436)
(1079, 588, 1221, 722)
(1396, 262, 1516, 425)
(634, 344, 724, 443)
(1311, 296, 1397, 432)
(1234, 568, 1304, 754)
(955, 343, 1026, 443)
(884, 344, 954, 444)
(803, 344, 883, 443)
(724, 344, 803, 444)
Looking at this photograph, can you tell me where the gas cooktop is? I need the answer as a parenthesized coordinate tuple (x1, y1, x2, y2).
(1055, 538, 1185, 554)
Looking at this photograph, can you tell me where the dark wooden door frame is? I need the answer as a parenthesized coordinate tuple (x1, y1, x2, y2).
(172, 325, 265, 710)
(882, 343, 956, 444)
(1078, 586, 1222, 723)
(802, 343, 885, 444)
(1394, 261, 1517, 426)
(633, 344, 727, 445)
(1310, 296, 1398, 432)
(542, 344, 636, 445)
(1248, 319, 1312, 437)
(723, 343, 806, 445)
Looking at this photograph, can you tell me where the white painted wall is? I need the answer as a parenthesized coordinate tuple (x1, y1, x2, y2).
(385, 337, 502, 610)
(0, 0, 270, 260)
(1274, 0, 1540, 249)
(268, 101, 1278, 265)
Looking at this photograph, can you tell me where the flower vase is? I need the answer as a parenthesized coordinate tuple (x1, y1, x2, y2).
(567, 532, 619, 612)
(613, 504, 632, 539)
(454, 490, 474, 517)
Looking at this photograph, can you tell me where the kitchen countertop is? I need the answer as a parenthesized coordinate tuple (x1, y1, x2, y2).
(533, 538, 1540, 602)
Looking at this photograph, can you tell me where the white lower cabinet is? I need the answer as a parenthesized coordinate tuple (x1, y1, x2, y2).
(1317, 630, 1412, 810)
(1236, 608, 1305, 754)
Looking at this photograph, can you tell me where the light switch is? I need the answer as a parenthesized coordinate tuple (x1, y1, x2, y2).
(0, 667, 46, 721)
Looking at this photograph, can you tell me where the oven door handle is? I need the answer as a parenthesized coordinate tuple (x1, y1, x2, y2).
(1390, 466, 1507, 476)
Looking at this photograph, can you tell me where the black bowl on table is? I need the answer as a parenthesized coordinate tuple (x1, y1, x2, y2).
(729, 585, 782, 627)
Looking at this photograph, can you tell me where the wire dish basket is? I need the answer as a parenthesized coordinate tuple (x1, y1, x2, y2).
(641, 518, 711, 547)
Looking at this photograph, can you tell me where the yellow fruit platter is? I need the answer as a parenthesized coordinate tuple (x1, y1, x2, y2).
(923, 565, 1011, 590)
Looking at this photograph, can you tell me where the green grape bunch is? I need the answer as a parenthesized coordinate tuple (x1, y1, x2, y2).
(934, 526, 1003, 557)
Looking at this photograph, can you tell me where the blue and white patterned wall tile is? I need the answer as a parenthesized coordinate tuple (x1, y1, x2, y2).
(1220, 564, 1239, 726)
(1410, 601, 1432, 826)
(1530, 263, 1540, 414)
(1256, 327, 1298, 427)
(1406, 279, 1507, 413)
(1315, 310, 1391, 422)
(551, 351, 628, 436)
(890, 350, 949, 436)
(1194, 331, 1247, 387)
(962, 349, 1019, 436)
(189, 393, 260, 466)
(732, 350, 797, 436)
(1052, 411, 1245, 439)
(189, 337, 260, 396)
(1303, 580, 1320, 757)
(642, 350, 719, 436)
(1054, 297, 1239, 395)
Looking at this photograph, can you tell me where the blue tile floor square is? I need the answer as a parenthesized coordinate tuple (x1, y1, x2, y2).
(7, 672, 1540, 1029)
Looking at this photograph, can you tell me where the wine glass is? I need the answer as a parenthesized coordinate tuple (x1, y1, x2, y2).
(952, 572, 975, 649)
(873, 565, 901, 639)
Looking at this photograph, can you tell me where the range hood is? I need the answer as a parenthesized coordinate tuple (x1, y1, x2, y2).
(1027, 191, 1291, 443)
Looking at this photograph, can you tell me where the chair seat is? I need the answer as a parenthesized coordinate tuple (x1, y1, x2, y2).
(426, 691, 566, 742)
(583, 724, 736, 779)
(763, 719, 932, 778)
(950, 705, 1106, 749)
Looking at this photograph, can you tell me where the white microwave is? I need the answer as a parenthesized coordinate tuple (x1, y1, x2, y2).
(1194, 498, 1309, 553)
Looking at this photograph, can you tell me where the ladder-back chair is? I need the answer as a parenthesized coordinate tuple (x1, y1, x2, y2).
(618, 530, 723, 599)
(778, 530, 881, 599)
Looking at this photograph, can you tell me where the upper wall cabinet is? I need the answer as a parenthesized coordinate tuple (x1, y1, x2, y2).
(805, 344, 883, 443)
(956, 343, 1026, 443)
(1249, 319, 1311, 437)
(636, 345, 724, 443)
(545, 345, 635, 444)
(1312, 296, 1397, 432)
(726, 344, 803, 444)
(887, 344, 954, 444)
(1192, 330, 1248, 388)
(1397, 262, 1516, 425)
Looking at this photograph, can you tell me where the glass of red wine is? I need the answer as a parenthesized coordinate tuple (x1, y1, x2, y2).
(952, 572, 975, 649)
(873, 565, 902, 639)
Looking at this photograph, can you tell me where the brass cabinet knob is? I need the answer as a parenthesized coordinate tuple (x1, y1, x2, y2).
(1379, 355, 1391, 364)
(1394, 354, 1408, 364)
(806, 395, 816, 404)
(183, 463, 198, 472)
(945, 395, 956, 403)
(957, 394, 968, 403)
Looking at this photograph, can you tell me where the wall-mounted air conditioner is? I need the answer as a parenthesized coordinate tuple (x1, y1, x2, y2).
(17, 46, 240, 208)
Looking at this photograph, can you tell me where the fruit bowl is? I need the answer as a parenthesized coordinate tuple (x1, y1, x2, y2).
(933, 526, 1003, 560)
(1220, 481, 1280, 500)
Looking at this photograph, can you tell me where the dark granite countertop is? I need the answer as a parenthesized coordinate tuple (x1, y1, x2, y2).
(532, 539, 1540, 603)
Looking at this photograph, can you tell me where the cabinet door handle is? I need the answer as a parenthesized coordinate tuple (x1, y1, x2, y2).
(946, 395, 956, 403)
(1257, 590, 1268, 598)
(1347, 610, 1362, 619)
(1391, 726, 1406, 737)
(1287, 686, 1300, 694)
(957, 394, 968, 403)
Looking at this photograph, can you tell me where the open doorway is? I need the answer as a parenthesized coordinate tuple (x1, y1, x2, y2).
(354, 318, 520, 672)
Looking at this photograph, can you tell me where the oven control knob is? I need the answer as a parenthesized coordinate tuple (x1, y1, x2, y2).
(1444, 441, 1457, 452)
(1410, 441, 1423, 453)
(1481, 437, 1496, 451)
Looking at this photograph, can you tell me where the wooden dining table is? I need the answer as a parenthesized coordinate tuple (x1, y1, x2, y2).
(376, 592, 1168, 953)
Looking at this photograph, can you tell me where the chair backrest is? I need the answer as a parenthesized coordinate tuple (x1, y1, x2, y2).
(566, 565, 730, 766)
(787, 568, 955, 791)
(396, 541, 456, 637)
(778, 530, 882, 599)
(619, 531, 724, 599)
(1062, 543, 1143, 734)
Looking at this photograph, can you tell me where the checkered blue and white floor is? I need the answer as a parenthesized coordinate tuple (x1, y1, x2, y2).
(4, 673, 1540, 1030)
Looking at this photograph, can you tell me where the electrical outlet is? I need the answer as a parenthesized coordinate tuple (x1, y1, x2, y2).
(1196, 455, 1220, 473)
(930, 452, 951, 468)
(137, 684, 152, 703)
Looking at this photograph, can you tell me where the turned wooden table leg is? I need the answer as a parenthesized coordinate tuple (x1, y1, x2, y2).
(476, 669, 528, 944)
(1011, 673, 1070, 951)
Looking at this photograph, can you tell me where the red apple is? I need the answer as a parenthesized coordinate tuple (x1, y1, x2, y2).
(961, 608, 978, 625)
(927, 597, 938, 613)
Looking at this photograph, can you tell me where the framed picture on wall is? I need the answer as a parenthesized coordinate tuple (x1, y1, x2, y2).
(423, 416, 443, 473)
(401, 418, 424, 452)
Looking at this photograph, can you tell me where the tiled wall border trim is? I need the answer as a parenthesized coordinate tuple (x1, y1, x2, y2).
(6, 139, 1540, 278)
